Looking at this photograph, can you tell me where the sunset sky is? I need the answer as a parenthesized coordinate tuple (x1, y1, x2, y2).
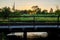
(0, 0, 60, 11)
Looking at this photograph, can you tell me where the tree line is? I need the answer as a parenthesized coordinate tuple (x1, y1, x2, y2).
(0, 6, 60, 19)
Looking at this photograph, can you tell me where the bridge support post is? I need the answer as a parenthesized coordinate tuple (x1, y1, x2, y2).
(23, 32, 27, 40)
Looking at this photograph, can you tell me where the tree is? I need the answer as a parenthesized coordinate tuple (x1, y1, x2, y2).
(32, 6, 38, 11)
(0, 8, 2, 17)
(0, 8, 2, 12)
(55, 9, 60, 15)
(13, 10, 21, 16)
(42, 9, 48, 14)
(27, 10, 32, 14)
(20, 10, 28, 14)
(49, 8, 53, 13)
(55, 5, 60, 15)
(36, 8, 41, 14)
(2, 7, 11, 19)
(23, 10, 28, 14)
(31, 6, 41, 14)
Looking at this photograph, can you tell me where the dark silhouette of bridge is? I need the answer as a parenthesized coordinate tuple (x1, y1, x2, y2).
(0, 15, 60, 40)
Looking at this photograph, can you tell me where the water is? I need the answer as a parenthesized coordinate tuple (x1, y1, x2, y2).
(0, 25, 59, 28)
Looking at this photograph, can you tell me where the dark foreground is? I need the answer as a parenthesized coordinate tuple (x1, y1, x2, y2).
(0, 22, 60, 40)
(0, 28, 60, 40)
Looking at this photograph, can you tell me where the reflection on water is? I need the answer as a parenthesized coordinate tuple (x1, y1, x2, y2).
(27, 32, 48, 38)
(7, 32, 23, 38)
(7, 32, 48, 38)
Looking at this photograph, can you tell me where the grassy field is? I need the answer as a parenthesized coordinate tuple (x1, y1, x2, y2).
(9, 17, 58, 22)
(9, 14, 59, 22)
(0, 14, 60, 24)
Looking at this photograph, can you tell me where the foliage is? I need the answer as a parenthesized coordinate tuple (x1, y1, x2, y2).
(55, 9, 60, 15)
(42, 9, 48, 14)
(2, 7, 11, 19)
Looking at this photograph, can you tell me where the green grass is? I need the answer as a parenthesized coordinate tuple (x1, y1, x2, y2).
(59, 17, 60, 22)
(35, 17, 57, 22)
(0, 14, 60, 23)
(21, 14, 58, 16)
(9, 17, 33, 21)
(0, 22, 8, 24)
(9, 17, 58, 22)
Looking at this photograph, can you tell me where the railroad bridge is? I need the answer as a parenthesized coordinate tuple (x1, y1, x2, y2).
(0, 16, 60, 40)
